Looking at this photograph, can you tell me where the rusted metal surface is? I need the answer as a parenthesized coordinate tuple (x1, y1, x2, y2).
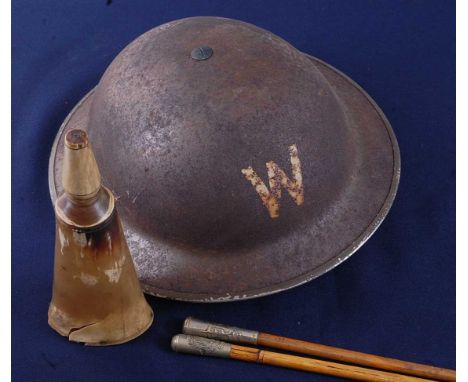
(49, 17, 400, 302)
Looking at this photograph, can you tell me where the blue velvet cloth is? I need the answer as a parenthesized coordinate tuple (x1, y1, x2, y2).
(12, 1, 455, 381)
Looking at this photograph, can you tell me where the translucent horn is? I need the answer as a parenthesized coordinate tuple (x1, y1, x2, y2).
(48, 129, 153, 345)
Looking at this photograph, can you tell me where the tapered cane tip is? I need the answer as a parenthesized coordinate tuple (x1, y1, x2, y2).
(171, 335, 181, 352)
(182, 317, 193, 332)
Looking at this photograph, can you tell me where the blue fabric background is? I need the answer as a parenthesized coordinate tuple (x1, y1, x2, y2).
(12, 1, 455, 381)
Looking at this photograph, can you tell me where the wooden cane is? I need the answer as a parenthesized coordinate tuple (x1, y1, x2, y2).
(172, 334, 436, 382)
(182, 317, 455, 381)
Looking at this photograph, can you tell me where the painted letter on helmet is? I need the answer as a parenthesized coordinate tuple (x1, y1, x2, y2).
(241, 144, 304, 219)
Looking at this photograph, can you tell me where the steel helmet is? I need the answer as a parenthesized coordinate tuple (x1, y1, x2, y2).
(49, 16, 400, 302)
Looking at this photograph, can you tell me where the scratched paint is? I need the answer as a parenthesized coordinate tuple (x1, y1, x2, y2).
(48, 17, 400, 302)
(106, 232, 112, 254)
(58, 227, 69, 255)
(104, 256, 126, 283)
(75, 272, 99, 286)
(242, 144, 304, 218)
(72, 231, 88, 247)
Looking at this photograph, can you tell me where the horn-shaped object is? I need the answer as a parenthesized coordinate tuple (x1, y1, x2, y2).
(48, 129, 153, 345)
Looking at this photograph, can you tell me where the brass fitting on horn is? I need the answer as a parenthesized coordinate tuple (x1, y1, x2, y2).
(48, 129, 153, 345)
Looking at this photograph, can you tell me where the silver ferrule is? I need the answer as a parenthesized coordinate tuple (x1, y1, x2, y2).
(171, 334, 231, 358)
(183, 317, 259, 345)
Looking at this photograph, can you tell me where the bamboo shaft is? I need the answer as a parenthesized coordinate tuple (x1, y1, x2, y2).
(258, 333, 455, 382)
(230, 344, 436, 382)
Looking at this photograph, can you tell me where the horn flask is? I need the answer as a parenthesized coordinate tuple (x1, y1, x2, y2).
(48, 129, 153, 345)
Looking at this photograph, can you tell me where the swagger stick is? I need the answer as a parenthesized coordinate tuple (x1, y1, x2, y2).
(172, 334, 435, 382)
(183, 317, 455, 382)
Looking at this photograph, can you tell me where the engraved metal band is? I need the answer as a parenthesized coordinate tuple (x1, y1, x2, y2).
(171, 334, 231, 358)
(183, 317, 259, 345)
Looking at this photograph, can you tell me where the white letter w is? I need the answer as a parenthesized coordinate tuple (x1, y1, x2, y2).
(241, 144, 304, 219)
